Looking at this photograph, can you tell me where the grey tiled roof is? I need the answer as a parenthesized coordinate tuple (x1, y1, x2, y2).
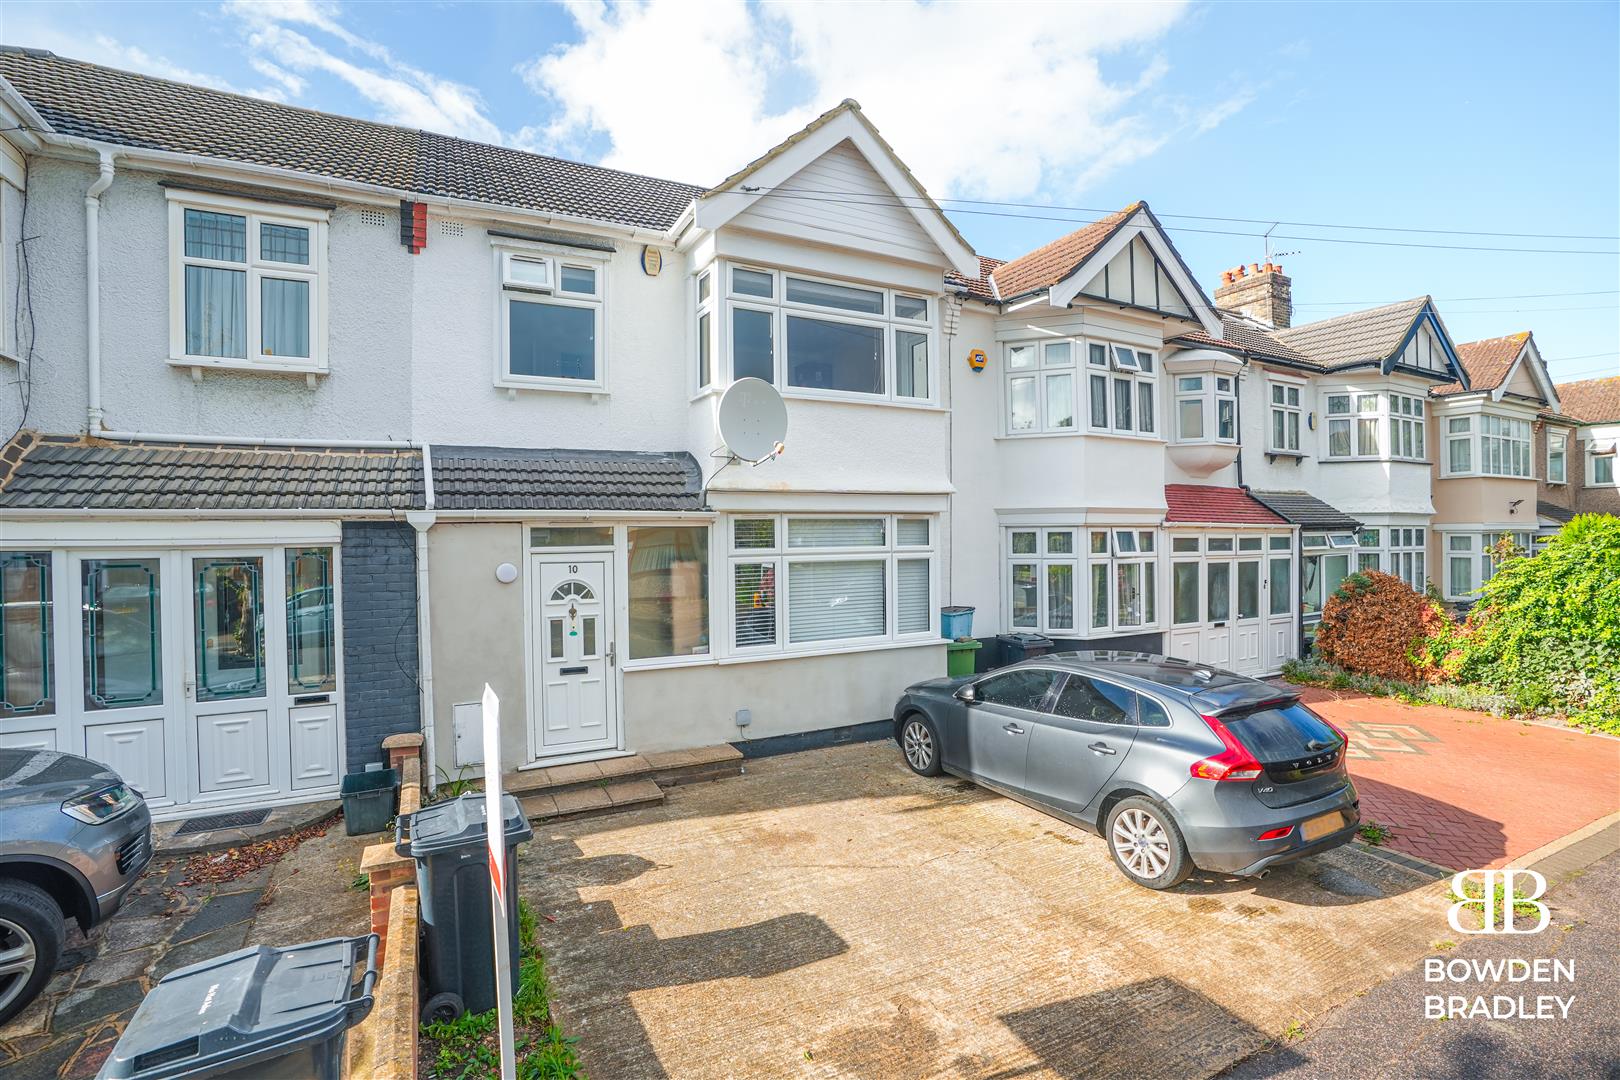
(1537, 500, 1574, 525)
(0, 438, 422, 510)
(0, 47, 703, 231)
(1248, 491, 1363, 531)
(431, 447, 704, 511)
(1173, 312, 1315, 367)
(1272, 297, 1429, 370)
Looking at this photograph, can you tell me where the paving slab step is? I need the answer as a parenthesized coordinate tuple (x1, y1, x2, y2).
(504, 743, 742, 800)
(520, 778, 665, 823)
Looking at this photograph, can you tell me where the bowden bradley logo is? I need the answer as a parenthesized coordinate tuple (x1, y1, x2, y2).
(1447, 868, 1550, 935)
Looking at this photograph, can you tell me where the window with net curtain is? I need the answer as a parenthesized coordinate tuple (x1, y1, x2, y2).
(181, 208, 312, 362)
(628, 526, 710, 659)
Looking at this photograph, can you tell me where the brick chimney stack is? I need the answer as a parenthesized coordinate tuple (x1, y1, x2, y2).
(1214, 261, 1292, 329)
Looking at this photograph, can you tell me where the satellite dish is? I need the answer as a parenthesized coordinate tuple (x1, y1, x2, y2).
(717, 378, 788, 462)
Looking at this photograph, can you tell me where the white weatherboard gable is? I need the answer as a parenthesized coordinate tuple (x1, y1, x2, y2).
(1047, 210, 1223, 338)
(694, 108, 979, 277)
(1077, 234, 1194, 320)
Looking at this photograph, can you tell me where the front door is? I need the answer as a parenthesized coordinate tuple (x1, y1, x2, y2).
(531, 557, 616, 757)
(185, 552, 278, 796)
(75, 554, 172, 802)
(1231, 555, 1264, 673)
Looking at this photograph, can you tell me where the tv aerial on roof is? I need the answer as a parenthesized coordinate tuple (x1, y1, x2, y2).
(716, 377, 788, 465)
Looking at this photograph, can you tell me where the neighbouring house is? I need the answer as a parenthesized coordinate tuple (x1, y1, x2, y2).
(1556, 376, 1620, 517)
(0, 46, 1595, 819)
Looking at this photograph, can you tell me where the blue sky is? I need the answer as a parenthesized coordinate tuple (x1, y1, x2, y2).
(3, 0, 1616, 381)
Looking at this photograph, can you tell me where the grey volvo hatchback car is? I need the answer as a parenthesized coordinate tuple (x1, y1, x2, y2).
(891, 653, 1359, 889)
(0, 749, 151, 1024)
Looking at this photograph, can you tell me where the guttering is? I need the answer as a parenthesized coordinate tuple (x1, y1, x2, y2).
(84, 148, 116, 433)
(0, 506, 408, 519)
(421, 443, 435, 511)
(406, 510, 437, 792)
(96, 429, 416, 449)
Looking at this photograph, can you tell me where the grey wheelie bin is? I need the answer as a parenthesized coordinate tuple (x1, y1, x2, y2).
(98, 934, 377, 1080)
(395, 792, 533, 1021)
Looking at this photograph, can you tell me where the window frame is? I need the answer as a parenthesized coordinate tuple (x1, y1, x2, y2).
(1441, 409, 1534, 478)
(1589, 444, 1616, 487)
(1077, 341, 1157, 439)
(1172, 372, 1234, 445)
(725, 514, 938, 656)
(492, 240, 609, 393)
(1268, 378, 1303, 453)
(716, 264, 939, 406)
(1004, 339, 1078, 435)
(166, 190, 330, 375)
(1547, 430, 1567, 485)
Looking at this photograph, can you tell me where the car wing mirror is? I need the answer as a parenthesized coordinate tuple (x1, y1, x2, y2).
(954, 683, 978, 704)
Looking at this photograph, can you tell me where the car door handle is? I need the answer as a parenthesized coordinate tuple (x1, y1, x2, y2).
(1003, 723, 1025, 735)
(1088, 741, 1117, 755)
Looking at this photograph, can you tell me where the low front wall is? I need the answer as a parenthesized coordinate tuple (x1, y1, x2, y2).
(623, 643, 947, 751)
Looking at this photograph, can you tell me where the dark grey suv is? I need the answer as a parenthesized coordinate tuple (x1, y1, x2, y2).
(0, 750, 151, 1024)
(891, 653, 1359, 889)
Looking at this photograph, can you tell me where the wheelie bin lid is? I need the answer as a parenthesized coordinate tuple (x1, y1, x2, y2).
(98, 934, 377, 1080)
(997, 632, 1053, 645)
(396, 791, 533, 858)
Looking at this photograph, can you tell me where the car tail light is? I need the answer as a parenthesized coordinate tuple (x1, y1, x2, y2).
(1256, 826, 1293, 841)
(1190, 714, 1264, 782)
(1318, 714, 1350, 751)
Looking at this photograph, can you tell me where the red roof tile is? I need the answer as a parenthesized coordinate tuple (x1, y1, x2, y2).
(1558, 376, 1620, 423)
(1434, 332, 1529, 396)
(1163, 484, 1287, 525)
(988, 203, 1139, 300)
(946, 255, 1004, 302)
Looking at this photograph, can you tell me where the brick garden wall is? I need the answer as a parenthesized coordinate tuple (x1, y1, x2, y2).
(342, 521, 421, 773)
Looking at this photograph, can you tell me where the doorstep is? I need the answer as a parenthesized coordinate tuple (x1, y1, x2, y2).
(505, 744, 743, 823)
(153, 799, 343, 856)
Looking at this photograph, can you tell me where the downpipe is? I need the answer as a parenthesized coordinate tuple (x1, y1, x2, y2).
(84, 149, 116, 434)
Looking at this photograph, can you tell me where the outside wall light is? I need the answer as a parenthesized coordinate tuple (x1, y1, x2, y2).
(495, 562, 519, 584)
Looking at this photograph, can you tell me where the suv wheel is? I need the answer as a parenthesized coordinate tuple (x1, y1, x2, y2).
(1106, 797, 1192, 890)
(0, 880, 64, 1026)
(899, 714, 943, 776)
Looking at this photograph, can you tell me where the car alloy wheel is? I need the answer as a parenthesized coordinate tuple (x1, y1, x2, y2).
(0, 917, 37, 1017)
(902, 719, 935, 772)
(1111, 807, 1173, 880)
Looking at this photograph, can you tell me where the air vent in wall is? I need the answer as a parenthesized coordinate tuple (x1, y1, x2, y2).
(439, 220, 465, 237)
(360, 208, 388, 227)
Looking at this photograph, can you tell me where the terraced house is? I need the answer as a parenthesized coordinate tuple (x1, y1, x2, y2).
(0, 47, 1589, 818)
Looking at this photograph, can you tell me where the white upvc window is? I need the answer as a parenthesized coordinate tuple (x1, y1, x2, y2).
(495, 245, 606, 390)
(167, 192, 329, 372)
(1390, 393, 1426, 460)
(1085, 527, 1159, 633)
(1300, 532, 1356, 617)
(695, 267, 715, 392)
(727, 514, 935, 654)
(1007, 527, 1080, 634)
(1547, 430, 1567, 484)
(1590, 444, 1616, 486)
(1269, 380, 1302, 452)
(1007, 340, 1077, 434)
(1173, 372, 1233, 444)
(1444, 530, 1534, 600)
(1444, 412, 1532, 477)
(716, 265, 936, 404)
(1364, 526, 1427, 591)
(1084, 343, 1157, 437)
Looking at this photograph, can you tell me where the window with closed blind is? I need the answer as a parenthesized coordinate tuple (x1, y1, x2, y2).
(727, 514, 935, 652)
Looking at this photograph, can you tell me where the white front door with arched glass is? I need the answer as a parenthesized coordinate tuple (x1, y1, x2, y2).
(530, 558, 616, 757)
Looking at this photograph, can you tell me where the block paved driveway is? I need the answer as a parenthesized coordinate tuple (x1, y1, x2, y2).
(525, 741, 1454, 1080)
(1285, 686, 1620, 870)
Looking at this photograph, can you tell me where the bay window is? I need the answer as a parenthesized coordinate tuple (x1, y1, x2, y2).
(1004, 527, 1157, 635)
(1442, 531, 1533, 600)
(1547, 431, 1567, 484)
(1443, 413, 1533, 477)
(1088, 528, 1157, 632)
(628, 526, 710, 659)
(730, 515, 934, 652)
(1174, 373, 1233, 443)
(1008, 528, 1077, 633)
(499, 249, 604, 388)
(1007, 341, 1076, 434)
(1390, 393, 1425, 460)
(1085, 344, 1157, 436)
(711, 266, 935, 403)
(1269, 381, 1302, 452)
(169, 194, 326, 371)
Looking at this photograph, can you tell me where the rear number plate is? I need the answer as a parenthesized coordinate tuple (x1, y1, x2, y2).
(1302, 812, 1344, 842)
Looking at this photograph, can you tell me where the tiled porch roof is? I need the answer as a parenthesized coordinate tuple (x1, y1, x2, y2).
(430, 446, 704, 511)
(1163, 484, 1287, 526)
(1247, 491, 1362, 531)
(1537, 500, 1574, 525)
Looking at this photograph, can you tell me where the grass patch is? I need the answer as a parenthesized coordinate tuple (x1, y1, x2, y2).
(1356, 821, 1392, 846)
(1446, 878, 1544, 930)
(350, 872, 370, 892)
(420, 899, 583, 1079)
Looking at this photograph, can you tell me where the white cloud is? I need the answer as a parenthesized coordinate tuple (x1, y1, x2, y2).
(521, 0, 1235, 199)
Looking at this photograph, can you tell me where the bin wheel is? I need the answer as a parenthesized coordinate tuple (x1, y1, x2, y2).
(421, 992, 465, 1024)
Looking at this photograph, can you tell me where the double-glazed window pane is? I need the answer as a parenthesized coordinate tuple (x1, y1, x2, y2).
(733, 268, 773, 297)
(1328, 419, 1352, 457)
(1237, 561, 1260, 620)
(1011, 563, 1037, 627)
(788, 560, 884, 643)
(1217, 398, 1236, 440)
(734, 562, 776, 647)
(194, 557, 265, 701)
(1, 553, 52, 716)
(1113, 379, 1133, 431)
(897, 519, 930, 546)
(734, 519, 776, 549)
(628, 526, 710, 659)
(1046, 374, 1074, 428)
(1207, 563, 1231, 622)
(786, 316, 882, 394)
(1116, 563, 1144, 626)
(1595, 455, 1615, 484)
(184, 209, 246, 261)
(895, 296, 928, 321)
(897, 559, 930, 634)
(733, 308, 774, 383)
(559, 266, 596, 295)
(286, 548, 336, 694)
(185, 266, 247, 358)
(530, 526, 613, 548)
(261, 277, 310, 358)
(1268, 557, 1291, 615)
(786, 277, 883, 314)
(698, 311, 712, 387)
(1090, 374, 1109, 428)
(83, 559, 162, 711)
(896, 329, 928, 399)
(789, 518, 884, 548)
(509, 299, 596, 380)
(1047, 564, 1074, 629)
(1090, 564, 1109, 628)
(1009, 377, 1037, 431)
(1173, 562, 1198, 624)
(1178, 398, 1204, 440)
(1137, 383, 1155, 433)
(260, 222, 309, 264)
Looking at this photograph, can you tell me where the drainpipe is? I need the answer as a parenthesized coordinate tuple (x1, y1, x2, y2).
(409, 443, 437, 791)
(84, 149, 117, 434)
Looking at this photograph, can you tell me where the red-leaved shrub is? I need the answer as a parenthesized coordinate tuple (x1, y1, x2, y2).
(1314, 571, 1449, 682)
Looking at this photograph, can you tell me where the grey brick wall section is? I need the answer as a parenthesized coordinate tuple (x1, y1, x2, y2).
(341, 520, 420, 773)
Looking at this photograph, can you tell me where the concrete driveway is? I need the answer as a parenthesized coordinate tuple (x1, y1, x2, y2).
(523, 741, 1452, 1080)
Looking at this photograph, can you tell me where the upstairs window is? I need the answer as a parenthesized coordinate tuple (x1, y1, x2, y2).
(1174, 373, 1233, 443)
(169, 195, 326, 371)
(1007, 341, 1075, 434)
(499, 250, 604, 388)
(1590, 446, 1615, 486)
(1269, 381, 1302, 452)
(1085, 343, 1156, 437)
(1547, 431, 1567, 484)
(1390, 393, 1426, 460)
(1445, 413, 1532, 477)
(695, 269, 715, 391)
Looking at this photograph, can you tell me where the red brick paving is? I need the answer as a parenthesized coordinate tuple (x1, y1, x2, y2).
(1288, 685, 1620, 870)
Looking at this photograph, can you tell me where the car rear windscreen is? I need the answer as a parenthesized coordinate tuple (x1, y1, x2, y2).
(1221, 701, 1342, 764)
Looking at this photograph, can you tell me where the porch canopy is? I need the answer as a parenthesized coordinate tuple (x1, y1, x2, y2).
(1246, 490, 1362, 532)
(1163, 484, 1288, 526)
